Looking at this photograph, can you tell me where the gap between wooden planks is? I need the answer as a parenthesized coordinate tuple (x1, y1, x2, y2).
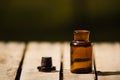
(0, 42, 25, 80)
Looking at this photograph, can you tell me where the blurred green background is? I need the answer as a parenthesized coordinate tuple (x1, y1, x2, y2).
(0, 0, 120, 42)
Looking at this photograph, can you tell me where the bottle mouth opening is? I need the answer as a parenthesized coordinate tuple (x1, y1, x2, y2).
(74, 30, 89, 34)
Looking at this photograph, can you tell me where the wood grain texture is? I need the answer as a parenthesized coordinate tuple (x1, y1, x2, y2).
(0, 42, 25, 80)
(93, 43, 120, 71)
(62, 42, 95, 80)
(98, 75, 120, 80)
(20, 42, 61, 80)
(93, 43, 120, 80)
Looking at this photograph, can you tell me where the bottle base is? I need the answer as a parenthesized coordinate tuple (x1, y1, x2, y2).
(71, 67, 92, 74)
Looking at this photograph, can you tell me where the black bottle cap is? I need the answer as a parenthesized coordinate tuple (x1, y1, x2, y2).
(37, 57, 56, 72)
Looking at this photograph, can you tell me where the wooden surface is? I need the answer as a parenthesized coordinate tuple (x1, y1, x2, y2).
(0, 41, 120, 80)
(0, 42, 25, 80)
(93, 43, 120, 80)
(62, 42, 95, 80)
(20, 42, 61, 80)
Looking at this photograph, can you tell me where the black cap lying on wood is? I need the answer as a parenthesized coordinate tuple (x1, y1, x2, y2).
(37, 57, 56, 72)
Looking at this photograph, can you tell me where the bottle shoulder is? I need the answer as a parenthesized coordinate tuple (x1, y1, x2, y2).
(70, 40, 92, 47)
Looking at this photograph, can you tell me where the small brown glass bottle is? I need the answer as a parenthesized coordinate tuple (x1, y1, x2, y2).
(70, 30, 92, 74)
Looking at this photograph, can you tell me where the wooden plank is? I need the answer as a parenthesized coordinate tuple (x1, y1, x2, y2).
(0, 42, 25, 80)
(93, 43, 120, 80)
(62, 42, 95, 80)
(20, 42, 61, 80)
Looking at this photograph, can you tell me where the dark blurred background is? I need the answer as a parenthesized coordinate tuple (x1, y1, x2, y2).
(0, 0, 120, 42)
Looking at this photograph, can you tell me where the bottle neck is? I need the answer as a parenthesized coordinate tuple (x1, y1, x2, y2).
(74, 30, 90, 42)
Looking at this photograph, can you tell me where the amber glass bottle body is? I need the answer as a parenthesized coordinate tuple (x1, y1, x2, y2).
(70, 30, 92, 74)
